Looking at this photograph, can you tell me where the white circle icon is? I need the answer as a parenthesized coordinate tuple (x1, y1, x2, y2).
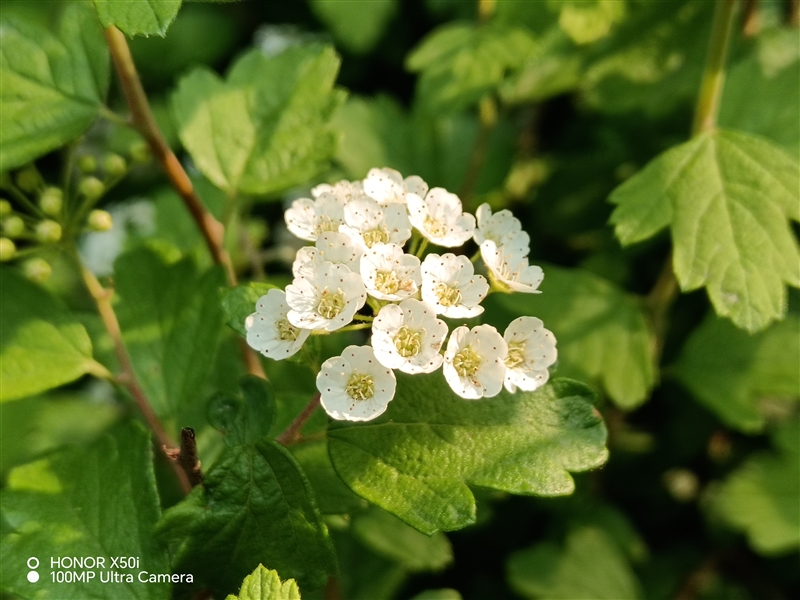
(27, 557, 39, 569)
(27, 571, 39, 583)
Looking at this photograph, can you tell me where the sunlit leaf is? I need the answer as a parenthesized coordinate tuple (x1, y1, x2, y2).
(225, 564, 301, 600)
(310, 0, 397, 54)
(94, 0, 182, 37)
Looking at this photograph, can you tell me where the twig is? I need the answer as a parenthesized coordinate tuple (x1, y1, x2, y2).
(103, 25, 266, 381)
(164, 428, 204, 487)
(276, 393, 321, 446)
(742, 0, 760, 36)
(78, 258, 192, 495)
(645, 251, 680, 363)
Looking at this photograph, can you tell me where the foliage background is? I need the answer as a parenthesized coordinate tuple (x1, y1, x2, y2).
(0, 0, 798, 599)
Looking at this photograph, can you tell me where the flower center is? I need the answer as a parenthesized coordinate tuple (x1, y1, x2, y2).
(435, 283, 461, 307)
(424, 216, 447, 238)
(317, 288, 346, 319)
(375, 270, 400, 295)
(362, 227, 389, 248)
(277, 318, 300, 341)
(346, 372, 375, 401)
(315, 215, 340, 235)
(394, 326, 422, 358)
(453, 346, 482, 378)
(505, 342, 526, 369)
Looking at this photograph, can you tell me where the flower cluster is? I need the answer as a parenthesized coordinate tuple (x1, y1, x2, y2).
(246, 168, 557, 422)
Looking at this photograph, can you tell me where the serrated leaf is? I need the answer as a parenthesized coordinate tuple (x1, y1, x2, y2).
(673, 315, 800, 432)
(114, 248, 225, 417)
(225, 564, 301, 600)
(310, 0, 397, 54)
(94, 0, 182, 37)
(157, 441, 336, 593)
(0, 422, 170, 599)
(713, 422, 800, 555)
(291, 440, 368, 515)
(0, 268, 103, 402)
(221, 281, 277, 336)
(0, 2, 109, 171)
(329, 376, 608, 535)
(351, 505, 453, 572)
(486, 264, 656, 409)
(609, 129, 800, 332)
(172, 44, 344, 197)
(406, 22, 536, 111)
(507, 527, 643, 599)
(207, 375, 275, 446)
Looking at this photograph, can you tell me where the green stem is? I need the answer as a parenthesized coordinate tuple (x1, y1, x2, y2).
(336, 322, 372, 333)
(691, 0, 737, 136)
(4, 183, 44, 218)
(276, 393, 321, 446)
(470, 249, 481, 263)
(352, 314, 374, 322)
(415, 238, 429, 258)
(99, 105, 133, 128)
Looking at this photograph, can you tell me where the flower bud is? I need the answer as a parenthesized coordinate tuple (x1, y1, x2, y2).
(0, 237, 16, 262)
(35, 220, 62, 244)
(39, 187, 63, 216)
(22, 258, 52, 283)
(2, 215, 25, 238)
(88, 209, 113, 232)
(0, 199, 11, 216)
(129, 141, 151, 163)
(103, 153, 127, 178)
(79, 177, 105, 202)
(15, 166, 39, 193)
(77, 155, 97, 174)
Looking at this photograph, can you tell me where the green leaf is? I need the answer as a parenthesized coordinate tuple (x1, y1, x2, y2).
(325, 530, 408, 600)
(410, 591, 462, 600)
(94, 0, 182, 37)
(0, 268, 102, 402)
(172, 44, 344, 197)
(221, 281, 277, 337)
(114, 248, 226, 417)
(207, 375, 275, 446)
(225, 564, 301, 600)
(291, 440, 368, 515)
(310, 0, 397, 54)
(673, 315, 800, 432)
(351, 505, 453, 572)
(609, 129, 800, 332)
(486, 264, 656, 409)
(713, 422, 800, 555)
(507, 527, 643, 599)
(719, 29, 800, 156)
(157, 441, 336, 593)
(329, 376, 608, 535)
(0, 422, 170, 599)
(0, 2, 109, 171)
(406, 22, 536, 111)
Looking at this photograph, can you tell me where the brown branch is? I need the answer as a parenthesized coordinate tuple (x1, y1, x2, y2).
(276, 393, 321, 446)
(103, 25, 266, 381)
(164, 428, 204, 487)
(78, 259, 192, 495)
(742, 0, 760, 36)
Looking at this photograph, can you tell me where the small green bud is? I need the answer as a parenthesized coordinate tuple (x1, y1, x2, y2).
(39, 187, 63, 216)
(88, 209, 114, 232)
(15, 166, 39, 193)
(79, 176, 105, 202)
(22, 258, 52, 283)
(35, 220, 62, 244)
(0, 238, 16, 262)
(77, 155, 98, 174)
(103, 153, 127, 178)
(0, 199, 11, 216)
(2, 215, 25, 238)
(129, 141, 151, 163)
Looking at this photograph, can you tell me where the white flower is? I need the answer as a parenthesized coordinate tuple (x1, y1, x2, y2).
(473, 203, 530, 255)
(245, 289, 310, 359)
(480, 240, 544, 293)
(363, 167, 429, 205)
(292, 232, 362, 279)
(503, 316, 557, 393)
(372, 299, 447, 374)
(340, 196, 412, 250)
(407, 188, 475, 247)
(360, 243, 421, 301)
(286, 262, 367, 331)
(312, 180, 364, 202)
(420, 253, 489, 318)
(443, 324, 507, 399)
(317, 345, 397, 421)
(285, 192, 346, 242)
